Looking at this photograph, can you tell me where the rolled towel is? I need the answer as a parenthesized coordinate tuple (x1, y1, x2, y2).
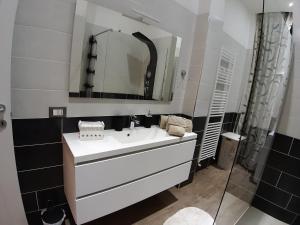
(166, 116, 186, 131)
(160, 115, 169, 129)
(168, 125, 185, 137)
(184, 118, 193, 133)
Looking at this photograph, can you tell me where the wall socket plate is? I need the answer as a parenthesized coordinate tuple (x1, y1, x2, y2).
(49, 107, 67, 118)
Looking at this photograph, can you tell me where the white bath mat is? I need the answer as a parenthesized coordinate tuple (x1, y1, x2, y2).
(164, 207, 214, 225)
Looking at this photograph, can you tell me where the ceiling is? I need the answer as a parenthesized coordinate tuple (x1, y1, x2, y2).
(240, 0, 294, 13)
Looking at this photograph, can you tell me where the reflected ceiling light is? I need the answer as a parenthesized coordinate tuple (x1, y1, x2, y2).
(289, 2, 294, 7)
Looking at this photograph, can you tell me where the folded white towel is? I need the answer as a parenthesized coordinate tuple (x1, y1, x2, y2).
(184, 118, 193, 133)
(167, 125, 185, 137)
(160, 115, 169, 129)
(167, 116, 186, 129)
(164, 116, 193, 133)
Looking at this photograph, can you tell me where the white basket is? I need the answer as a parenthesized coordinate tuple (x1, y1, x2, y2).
(78, 120, 105, 140)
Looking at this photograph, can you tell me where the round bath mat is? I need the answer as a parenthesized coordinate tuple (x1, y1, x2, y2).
(163, 207, 214, 225)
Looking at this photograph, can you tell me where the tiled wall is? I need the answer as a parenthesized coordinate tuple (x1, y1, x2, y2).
(12, 118, 66, 225)
(277, 1, 300, 139)
(182, 13, 209, 117)
(183, 0, 254, 118)
(252, 133, 300, 224)
(11, 114, 175, 224)
(12, 113, 236, 223)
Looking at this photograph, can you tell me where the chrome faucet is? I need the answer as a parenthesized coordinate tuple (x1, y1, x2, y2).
(130, 115, 140, 130)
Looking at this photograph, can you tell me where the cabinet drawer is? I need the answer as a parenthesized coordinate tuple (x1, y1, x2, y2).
(75, 140, 195, 197)
(76, 162, 191, 224)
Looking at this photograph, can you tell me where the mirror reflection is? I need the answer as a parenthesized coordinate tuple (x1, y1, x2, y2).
(69, 0, 182, 101)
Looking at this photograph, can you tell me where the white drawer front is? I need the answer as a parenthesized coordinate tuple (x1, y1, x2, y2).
(76, 162, 191, 224)
(75, 140, 196, 197)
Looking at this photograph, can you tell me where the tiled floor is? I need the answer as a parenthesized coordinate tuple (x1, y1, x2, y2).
(81, 165, 230, 225)
(215, 192, 249, 225)
(227, 164, 257, 203)
(236, 207, 288, 225)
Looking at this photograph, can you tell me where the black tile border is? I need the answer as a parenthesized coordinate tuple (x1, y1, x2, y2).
(12, 112, 239, 224)
(277, 173, 300, 196)
(18, 166, 64, 193)
(252, 131, 300, 224)
(37, 186, 67, 209)
(14, 143, 62, 171)
(252, 195, 297, 224)
(255, 181, 291, 208)
(289, 139, 300, 160)
(272, 133, 293, 154)
(261, 166, 281, 186)
(73, 91, 152, 100)
(22, 192, 38, 213)
(287, 195, 300, 214)
(268, 150, 300, 178)
(12, 118, 62, 146)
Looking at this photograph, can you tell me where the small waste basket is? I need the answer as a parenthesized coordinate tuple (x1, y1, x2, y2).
(41, 206, 66, 225)
(217, 132, 246, 170)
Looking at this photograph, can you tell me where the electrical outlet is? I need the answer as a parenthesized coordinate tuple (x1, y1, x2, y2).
(49, 107, 67, 118)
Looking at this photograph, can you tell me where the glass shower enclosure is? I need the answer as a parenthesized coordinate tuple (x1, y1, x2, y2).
(214, 0, 294, 224)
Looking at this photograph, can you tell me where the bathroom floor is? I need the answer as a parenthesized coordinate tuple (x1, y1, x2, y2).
(227, 164, 257, 203)
(236, 207, 288, 225)
(82, 165, 230, 225)
(215, 192, 249, 225)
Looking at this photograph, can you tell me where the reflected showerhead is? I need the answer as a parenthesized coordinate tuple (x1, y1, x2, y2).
(93, 29, 113, 37)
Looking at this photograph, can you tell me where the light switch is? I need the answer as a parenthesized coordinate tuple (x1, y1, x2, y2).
(49, 107, 67, 118)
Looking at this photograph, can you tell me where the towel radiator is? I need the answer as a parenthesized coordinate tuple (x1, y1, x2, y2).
(198, 48, 235, 165)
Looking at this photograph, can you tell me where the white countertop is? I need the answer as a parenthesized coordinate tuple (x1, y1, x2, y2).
(63, 125, 197, 163)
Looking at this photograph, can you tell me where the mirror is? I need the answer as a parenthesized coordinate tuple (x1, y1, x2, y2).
(69, 0, 182, 101)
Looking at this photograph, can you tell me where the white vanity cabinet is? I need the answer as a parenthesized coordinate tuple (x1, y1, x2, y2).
(63, 126, 197, 224)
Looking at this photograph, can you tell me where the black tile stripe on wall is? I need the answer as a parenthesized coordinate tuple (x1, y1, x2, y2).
(12, 112, 238, 223)
(180, 112, 238, 187)
(12, 118, 65, 224)
(253, 132, 300, 224)
(11, 114, 172, 224)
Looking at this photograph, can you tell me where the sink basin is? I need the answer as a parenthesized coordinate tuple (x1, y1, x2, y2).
(112, 126, 170, 144)
(63, 125, 197, 163)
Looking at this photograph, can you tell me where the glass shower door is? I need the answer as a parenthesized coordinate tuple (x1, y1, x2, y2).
(214, 0, 294, 224)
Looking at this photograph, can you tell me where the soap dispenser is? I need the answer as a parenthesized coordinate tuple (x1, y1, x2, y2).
(144, 110, 153, 128)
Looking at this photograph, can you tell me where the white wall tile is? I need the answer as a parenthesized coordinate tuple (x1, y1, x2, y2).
(197, 83, 213, 102)
(194, 99, 210, 117)
(12, 25, 72, 62)
(278, 115, 300, 140)
(188, 66, 202, 82)
(12, 88, 183, 118)
(12, 89, 68, 119)
(190, 49, 205, 67)
(15, 0, 76, 33)
(182, 80, 198, 115)
(278, 57, 300, 138)
(11, 57, 69, 90)
(294, 42, 300, 62)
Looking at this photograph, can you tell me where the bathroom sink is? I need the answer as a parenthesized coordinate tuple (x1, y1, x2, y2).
(112, 126, 170, 144)
(63, 125, 197, 163)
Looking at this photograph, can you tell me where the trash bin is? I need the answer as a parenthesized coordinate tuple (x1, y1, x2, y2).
(217, 132, 246, 170)
(41, 206, 66, 225)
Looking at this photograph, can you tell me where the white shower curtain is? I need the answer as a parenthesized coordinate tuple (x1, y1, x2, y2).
(236, 12, 293, 178)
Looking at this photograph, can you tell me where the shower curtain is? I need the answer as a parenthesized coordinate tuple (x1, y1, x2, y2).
(236, 12, 293, 176)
